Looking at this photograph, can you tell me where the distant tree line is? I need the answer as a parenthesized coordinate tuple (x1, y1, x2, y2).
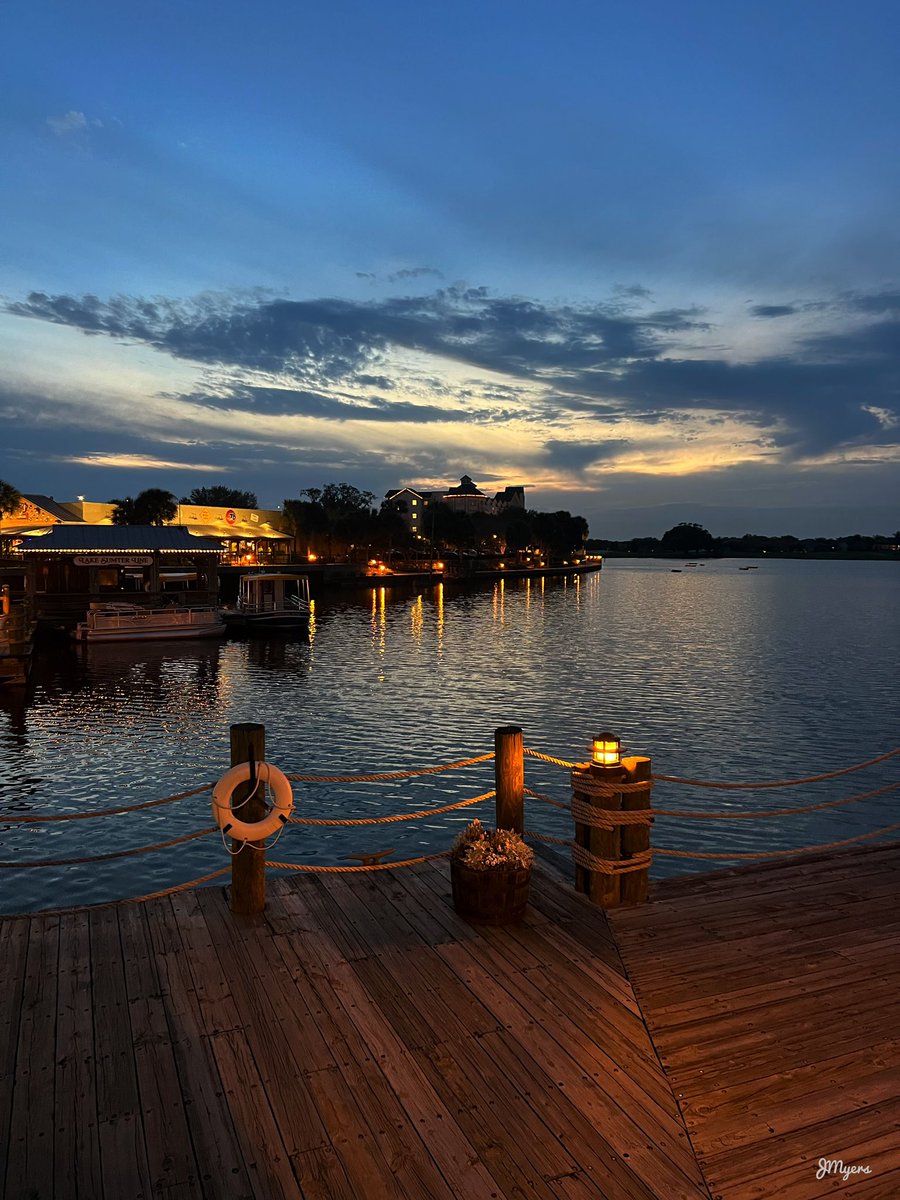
(588, 522, 900, 558)
(281, 484, 590, 561)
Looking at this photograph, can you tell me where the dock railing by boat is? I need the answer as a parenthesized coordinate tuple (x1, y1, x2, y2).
(1, 722, 898, 918)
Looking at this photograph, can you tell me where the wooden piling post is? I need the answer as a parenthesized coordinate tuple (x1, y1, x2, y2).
(229, 722, 267, 915)
(573, 758, 625, 908)
(494, 726, 524, 833)
(620, 756, 652, 905)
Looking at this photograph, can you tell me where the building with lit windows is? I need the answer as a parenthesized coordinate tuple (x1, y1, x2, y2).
(384, 476, 525, 535)
(0, 496, 293, 565)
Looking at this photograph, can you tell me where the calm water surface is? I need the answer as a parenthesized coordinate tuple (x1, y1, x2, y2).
(1, 558, 897, 912)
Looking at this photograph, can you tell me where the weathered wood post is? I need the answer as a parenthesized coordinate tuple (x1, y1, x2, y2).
(229, 722, 267, 915)
(573, 734, 626, 907)
(494, 725, 524, 833)
(620, 756, 652, 905)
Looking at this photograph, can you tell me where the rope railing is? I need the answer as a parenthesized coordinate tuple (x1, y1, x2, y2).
(287, 790, 495, 826)
(653, 779, 900, 820)
(526, 830, 653, 876)
(268, 850, 452, 873)
(523, 747, 581, 769)
(285, 752, 495, 784)
(654, 819, 900, 860)
(0, 826, 218, 870)
(0, 783, 214, 824)
(0, 752, 497, 827)
(0, 867, 233, 921)
(2, 730, 897, 917)
(522, 747, 900, 881)
(653, 747, 900, 789)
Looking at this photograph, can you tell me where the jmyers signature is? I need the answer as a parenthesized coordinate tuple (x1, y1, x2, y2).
(816, 1158, 872, 1182)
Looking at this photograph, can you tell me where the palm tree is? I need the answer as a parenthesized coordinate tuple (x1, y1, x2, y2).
(110, 496, 140, 525)
(0, 479, 22, 518)
(110, 489, 177, 526)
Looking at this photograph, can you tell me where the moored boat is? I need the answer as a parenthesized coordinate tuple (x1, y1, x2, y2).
(220, 573, 311, 633)
(72, 602, 226, 642)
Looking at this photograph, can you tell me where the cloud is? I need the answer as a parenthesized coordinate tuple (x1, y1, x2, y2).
(46, 111, 90, 136)
(387, 266, 444, 283)
(184, 383, 483, 424)
(63, 453, 224, 472)
(5, 282, 899, 465)
(542, 439, 632, 473)
(749, 304, 798, 318)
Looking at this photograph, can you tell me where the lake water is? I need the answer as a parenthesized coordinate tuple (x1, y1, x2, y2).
(1, 558, 897, 913)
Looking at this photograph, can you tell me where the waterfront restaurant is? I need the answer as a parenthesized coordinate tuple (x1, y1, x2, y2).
(13, 525, 225, 624)
(60, 500, 295, 566)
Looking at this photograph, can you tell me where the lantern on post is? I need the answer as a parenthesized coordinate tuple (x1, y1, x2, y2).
(591, 732, 622, 768)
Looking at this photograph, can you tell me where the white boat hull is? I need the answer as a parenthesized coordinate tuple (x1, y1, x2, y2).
(73, 604, 226, 643)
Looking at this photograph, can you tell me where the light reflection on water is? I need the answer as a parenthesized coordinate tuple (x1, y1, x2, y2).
(0, 558, 897, 912)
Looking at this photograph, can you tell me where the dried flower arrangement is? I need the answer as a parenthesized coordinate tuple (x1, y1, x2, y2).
(450, 819, 534, 871)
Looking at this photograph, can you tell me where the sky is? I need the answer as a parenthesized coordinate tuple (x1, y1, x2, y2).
(1, 0, 899, 539)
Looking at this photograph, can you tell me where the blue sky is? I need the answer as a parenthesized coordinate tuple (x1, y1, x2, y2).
(2, 0, 898, 538)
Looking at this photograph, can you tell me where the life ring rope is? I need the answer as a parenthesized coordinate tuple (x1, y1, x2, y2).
(212, 761, 294, 843)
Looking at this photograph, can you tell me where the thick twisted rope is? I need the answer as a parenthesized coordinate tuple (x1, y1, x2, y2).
(523, 787, 570, 811)
(0, 826, 217, 869)
(571, 770, 654, 796)
(0, 753, 495, 828)
(655, 747, 899, 789)
(288, 790, 494, 826)
(526, 831, 651, 876)
(654, 779, 900, 820)
(268, 850, 451, 873)
(0, 866, 230, 920)
(286, 752, 494, 784)
(569, 796, 653, 828)
(0, 783, 213, 824)
(524, 748, 580, 769)
(655, 819, 900, 860)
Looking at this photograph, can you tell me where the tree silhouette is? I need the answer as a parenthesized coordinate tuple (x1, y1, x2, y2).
(660, 522, 715, 555)
(182, 485, 258, 508)
(110, 488, 178, 526)
(0, 479, 22, 518)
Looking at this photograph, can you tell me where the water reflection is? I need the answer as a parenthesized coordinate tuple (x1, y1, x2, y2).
(435, 582, 444, 659)
(1, 560, 898, 911)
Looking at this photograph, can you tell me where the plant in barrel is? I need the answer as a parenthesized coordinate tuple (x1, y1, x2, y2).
(449, 819, 534, 925)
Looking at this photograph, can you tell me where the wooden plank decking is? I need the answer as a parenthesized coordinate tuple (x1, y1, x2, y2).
(2, 845, 899, 1199)
(610, 842, 900, 1200)
(0, 862, 708, 1200)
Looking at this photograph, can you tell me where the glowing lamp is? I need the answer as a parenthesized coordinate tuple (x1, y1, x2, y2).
(591, 733, 621, 767)
(434, 561, 444, 570)
(307, 553, 318, 562)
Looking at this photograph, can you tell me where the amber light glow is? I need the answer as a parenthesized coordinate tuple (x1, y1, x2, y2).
(592, 733, 622, 767)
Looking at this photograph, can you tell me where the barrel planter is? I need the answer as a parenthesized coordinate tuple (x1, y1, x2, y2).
(450, 858, 531, 925)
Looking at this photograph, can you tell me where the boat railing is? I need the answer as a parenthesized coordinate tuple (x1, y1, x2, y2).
(88, 605, 221, 629)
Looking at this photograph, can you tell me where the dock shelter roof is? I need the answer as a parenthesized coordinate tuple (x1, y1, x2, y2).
(186, 524, 291, 541)
(15, 525, 225, 553)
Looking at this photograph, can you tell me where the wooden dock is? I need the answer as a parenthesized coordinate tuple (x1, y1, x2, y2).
(1, 845, 898, 1198)
(611, 842, 900, 1199)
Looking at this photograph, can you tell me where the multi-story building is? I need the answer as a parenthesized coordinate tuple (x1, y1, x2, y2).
(384, 475, 525, 536)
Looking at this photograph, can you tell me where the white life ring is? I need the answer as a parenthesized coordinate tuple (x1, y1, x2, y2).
(212, 760, 294, 842)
